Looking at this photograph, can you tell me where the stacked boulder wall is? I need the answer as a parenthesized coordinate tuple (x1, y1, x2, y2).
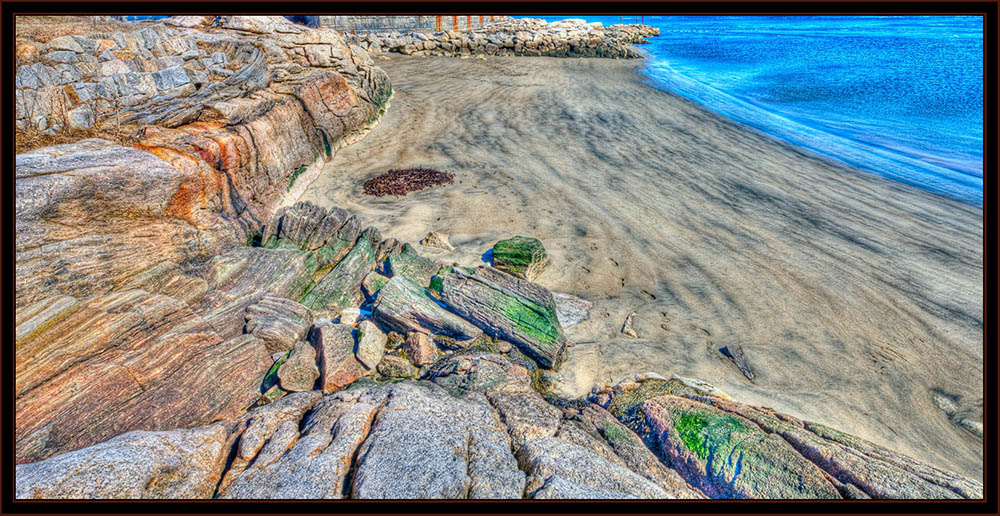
(14, 290, 272, 464)
(15, 16, 390, 310)
(438, 266, 567, 369)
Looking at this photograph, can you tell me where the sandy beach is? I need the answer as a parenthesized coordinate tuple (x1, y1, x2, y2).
(299, 55, 983, 480)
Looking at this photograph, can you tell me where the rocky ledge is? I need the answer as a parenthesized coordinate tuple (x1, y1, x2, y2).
(15, 16, 391, 311)
(14, 15, 982, 501)
(344, 18, 659, 58)
(15, 198, 984, 499)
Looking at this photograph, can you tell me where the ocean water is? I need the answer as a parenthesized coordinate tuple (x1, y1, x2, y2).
(528, 16, 984, 206)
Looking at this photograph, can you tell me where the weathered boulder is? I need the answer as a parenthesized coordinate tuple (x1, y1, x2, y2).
(420, 230, 454, 251)
(427, 352, 562, 450)
(16, 424, 233, 499)
(15, 289, 272, 464)
(438, 266, 567, 369)
(309, 324, 366, 392)
(385, 243, 439, 286)
(220, 381, 525, 499)
(349, 382, 525, 499)
(355, 320, 386, 370)
(372, 276, 483, 341)
(276, 340, 320, 392)
(404, 331, 436, 366)
(376, 354, 418, 378)
(491, 235, 549, 280)
(518, 437, 670, 499)
(244, 295, 313, 353)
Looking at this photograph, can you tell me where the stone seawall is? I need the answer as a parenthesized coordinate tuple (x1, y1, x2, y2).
(345, 18, 660, 58)
(316, 15, 515, 32)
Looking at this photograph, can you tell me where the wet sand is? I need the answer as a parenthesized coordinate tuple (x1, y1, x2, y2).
(299, 55, 983, 480)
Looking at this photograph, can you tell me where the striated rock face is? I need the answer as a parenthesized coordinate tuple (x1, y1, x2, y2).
(15, 16, 390, 310)
(14, 289, 272, 464)
(14, 139, 235, 310)
(439, 266, 567, 369)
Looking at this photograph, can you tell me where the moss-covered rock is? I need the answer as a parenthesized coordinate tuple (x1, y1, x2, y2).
(438, 266, 566, 369)
(491, 236, 549, 281)
(300, 229, 376, 313)
(385, 243, 439, 287)
(638, 394, 841, 499)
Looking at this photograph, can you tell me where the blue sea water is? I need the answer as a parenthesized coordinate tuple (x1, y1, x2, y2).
(527, 16, 984, 206)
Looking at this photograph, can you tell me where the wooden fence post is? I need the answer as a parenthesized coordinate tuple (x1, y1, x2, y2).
(436, 16, 442, 32)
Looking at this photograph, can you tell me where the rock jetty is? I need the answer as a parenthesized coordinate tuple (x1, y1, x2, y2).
(14, 15, 982, 500)
(344, 18, 660, 58)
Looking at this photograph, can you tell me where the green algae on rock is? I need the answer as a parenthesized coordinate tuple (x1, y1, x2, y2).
(385, 243, 439, 287)
(491, 236, 549, 281)
(438, 266, 566, 369)
(640, 395, 841, 499)
(299, 229, 377, 313)
(372, 275, 483, 341)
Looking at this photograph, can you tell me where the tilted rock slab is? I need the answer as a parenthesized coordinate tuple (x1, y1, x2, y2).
(438, 266, 567, 369)
(15, 290, 271, 464)
(244, 295, 313, 353)
(385, 242, 439, 287)
(300, 227, 378, 313)
(639, 395, 841, 499)
(373, 276, 483, 341)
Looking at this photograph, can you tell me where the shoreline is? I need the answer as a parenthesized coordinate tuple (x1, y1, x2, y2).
(299, 54, 983, 480)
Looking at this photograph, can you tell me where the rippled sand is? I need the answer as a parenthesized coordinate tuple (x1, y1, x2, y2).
(300, 55, 983, 480)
